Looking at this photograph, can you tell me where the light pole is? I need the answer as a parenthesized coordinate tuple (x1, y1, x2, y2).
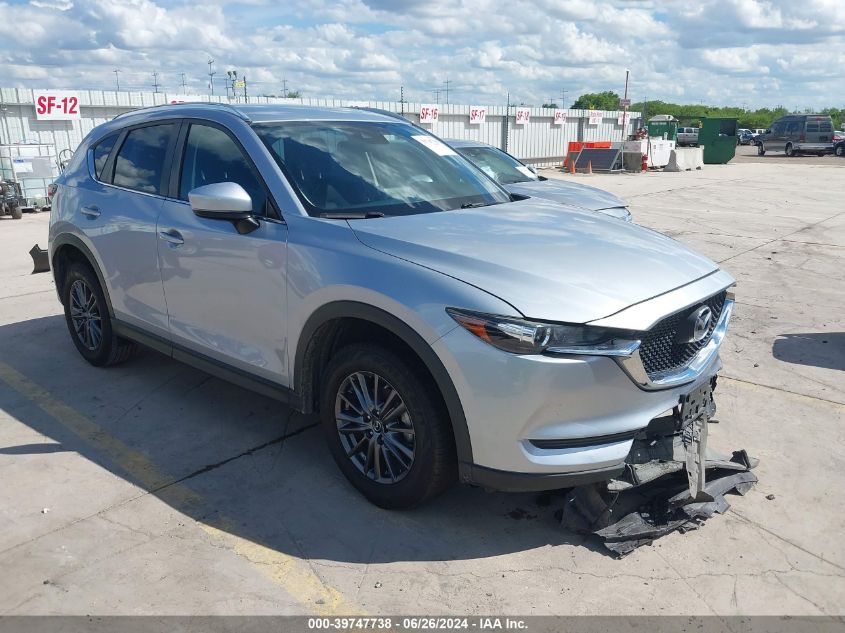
(113, 69, 120, 91)
(208, 59, 216, 96)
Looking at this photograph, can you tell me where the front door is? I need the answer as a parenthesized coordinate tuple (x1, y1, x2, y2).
(157, 122, 289, 385)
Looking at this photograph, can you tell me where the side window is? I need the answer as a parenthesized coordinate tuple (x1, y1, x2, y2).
(113, 124, 174, 194)
(772, 122, 785, 135)
(92, 133, 118, 181)
(786, 121, 800, 134)
(179, 124, 267, 214)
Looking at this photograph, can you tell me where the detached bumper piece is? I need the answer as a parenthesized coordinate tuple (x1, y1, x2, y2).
(29, 244, 50, 274)
(559, 378, 758, 557)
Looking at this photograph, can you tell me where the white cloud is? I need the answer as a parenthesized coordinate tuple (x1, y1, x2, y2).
(0, 0, 841, 108)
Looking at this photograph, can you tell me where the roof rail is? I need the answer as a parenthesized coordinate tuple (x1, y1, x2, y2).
(112, 101, 251, 122)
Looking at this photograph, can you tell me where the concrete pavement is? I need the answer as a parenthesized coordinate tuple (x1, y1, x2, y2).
(0, 158, 843, 615)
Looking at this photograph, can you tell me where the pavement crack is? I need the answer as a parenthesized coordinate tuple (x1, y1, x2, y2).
(147, 420, 320, 496)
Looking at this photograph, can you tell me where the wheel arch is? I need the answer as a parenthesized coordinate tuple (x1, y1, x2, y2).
(51, 234, 114, 317)
(294, 301, 473, 467)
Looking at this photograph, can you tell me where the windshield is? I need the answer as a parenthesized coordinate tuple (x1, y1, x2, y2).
(253, 121, 510, 217)
(455, 146, 538, 185)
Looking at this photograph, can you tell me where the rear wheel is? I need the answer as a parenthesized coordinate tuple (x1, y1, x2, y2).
(62, 262, 136, 366)
(320, 344, 457, 509)
(757, 144, 766, 156)
(785, 143, 795, 157)
(11, 205, 22, 220)
(835, 145, 844, 157)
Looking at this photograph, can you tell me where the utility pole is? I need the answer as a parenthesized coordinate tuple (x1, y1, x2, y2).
(207, 59, 216, 96)
(282, 78, 288, 97)
(560, 88, 567, 110)
(243, 75, 248, 103)
(443, 78, 451, 105)
(152, 72, 160, 93)
(399, 85, 406, 116)
(431, 89, 440, 104)
(180, 73, 187, 95)
(113, 69, 121, 91)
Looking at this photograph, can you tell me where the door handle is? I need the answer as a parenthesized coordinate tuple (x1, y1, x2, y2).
(158, 229, 185, 246)
(81, 205, 100, 218)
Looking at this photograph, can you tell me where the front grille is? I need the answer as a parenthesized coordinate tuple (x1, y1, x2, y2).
(639, 291, 727, 377)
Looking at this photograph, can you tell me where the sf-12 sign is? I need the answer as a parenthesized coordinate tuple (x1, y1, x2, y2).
(419, 104, 440, 124)
(514, 107, 531, 125)
(588, 110, 603, 125)
(469, 106, 487, 124)
(553, 109, 567, 125)
(34, 90, 81, 120)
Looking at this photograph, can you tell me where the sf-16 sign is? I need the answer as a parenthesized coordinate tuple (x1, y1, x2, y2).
(34, 90, 80, 120)
(419, 104, 440, 124)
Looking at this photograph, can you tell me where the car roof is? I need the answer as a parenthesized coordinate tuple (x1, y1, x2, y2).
(110, 102, 410, 126)
(444, 138, 493, 149)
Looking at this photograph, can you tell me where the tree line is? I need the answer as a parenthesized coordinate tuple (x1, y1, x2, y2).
(570, 91, 844, 130)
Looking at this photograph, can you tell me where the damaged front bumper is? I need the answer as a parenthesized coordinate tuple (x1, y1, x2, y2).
(559, 377, 758, 556)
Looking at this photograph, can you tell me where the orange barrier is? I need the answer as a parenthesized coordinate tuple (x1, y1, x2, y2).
(563, 141, 612, 168)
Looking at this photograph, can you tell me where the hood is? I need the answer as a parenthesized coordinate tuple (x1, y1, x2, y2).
(350, 199, 719, 324)
(504, 179, 627, 213)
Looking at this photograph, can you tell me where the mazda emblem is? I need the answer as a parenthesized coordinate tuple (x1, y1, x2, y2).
(677, 306, 713, 343)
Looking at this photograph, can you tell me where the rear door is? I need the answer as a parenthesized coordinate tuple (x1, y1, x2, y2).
(157, 120, 290, 385)
(80, 122, 177, 337)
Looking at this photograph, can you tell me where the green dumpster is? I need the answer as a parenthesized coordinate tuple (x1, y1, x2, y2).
(699, 117, 738, 164)
(646, 118, 678, 141)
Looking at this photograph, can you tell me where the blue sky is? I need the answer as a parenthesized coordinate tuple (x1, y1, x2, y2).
(1, 0, 843, 108)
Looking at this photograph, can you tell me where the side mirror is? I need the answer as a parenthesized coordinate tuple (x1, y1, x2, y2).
(189, 182, 253, 218)
(188, 182, 260, 234)
(527, 165, 538, 175)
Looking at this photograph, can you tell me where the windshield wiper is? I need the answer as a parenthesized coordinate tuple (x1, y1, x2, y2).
(319, 211, 385, 219)
(460, 202, 488, 209)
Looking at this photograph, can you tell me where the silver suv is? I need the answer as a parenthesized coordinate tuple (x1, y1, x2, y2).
(49, 104, 735, 508)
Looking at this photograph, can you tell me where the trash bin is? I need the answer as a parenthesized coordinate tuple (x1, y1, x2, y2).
(699, 117, 738, 164)
(646, 120, 678, 141)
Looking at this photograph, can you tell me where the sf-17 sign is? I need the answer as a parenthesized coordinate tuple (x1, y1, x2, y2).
(553, 109, 567, 125)
(469, 106, 487, 124)
(34, 90, 80, 120)
(514, 107, 531, 125)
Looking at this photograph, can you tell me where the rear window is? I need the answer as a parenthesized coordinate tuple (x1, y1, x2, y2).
(92, 133, 118, 181)
(806, 123, 820, 133)
(113, 124, 174, 195)
(820, 122, 833, 132)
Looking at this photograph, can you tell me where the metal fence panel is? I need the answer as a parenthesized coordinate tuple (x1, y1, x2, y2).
(0, 88, 641, 182)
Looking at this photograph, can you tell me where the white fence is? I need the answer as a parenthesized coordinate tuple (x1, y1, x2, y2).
(0, 88, 640, 201)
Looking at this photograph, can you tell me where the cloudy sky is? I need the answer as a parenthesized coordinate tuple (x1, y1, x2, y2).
(1, 0, 843, 109)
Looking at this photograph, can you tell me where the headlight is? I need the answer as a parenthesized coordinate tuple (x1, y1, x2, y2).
(446, 308, 640, 356)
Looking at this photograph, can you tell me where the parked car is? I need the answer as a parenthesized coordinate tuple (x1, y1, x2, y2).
(756, 114, 835, 156)
(676, 127, 699, 146)
(49, 104, 735, 508)
(737, 130, 755, 145)
(446, 139, 632, 222)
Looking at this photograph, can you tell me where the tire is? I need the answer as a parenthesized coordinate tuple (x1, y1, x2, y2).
(319, 344, 457, 509)
(835, 145, 844, 157)
(62, 262, 136, 366)
(757, 144, 766, 156)
(11, 206, 22, 220)
(785, 143, 795, 157)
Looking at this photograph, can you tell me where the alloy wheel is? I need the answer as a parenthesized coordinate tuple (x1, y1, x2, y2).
(69, 279, 102, 351)
(334, 371, 416, 484)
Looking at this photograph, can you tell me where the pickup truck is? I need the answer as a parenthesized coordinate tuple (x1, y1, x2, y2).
(676, 127, 699, 147)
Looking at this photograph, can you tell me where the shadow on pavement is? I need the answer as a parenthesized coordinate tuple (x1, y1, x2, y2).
(0, 315, 599, 565)
(772, 332, 845, 372)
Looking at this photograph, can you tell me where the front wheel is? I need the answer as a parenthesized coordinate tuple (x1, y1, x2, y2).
(757, 144, 766, 156)
(62, 262, 136, 366)
(835, 145, 844, 157)
(785, 143, 795, 157)
(320, 344, 457, 509)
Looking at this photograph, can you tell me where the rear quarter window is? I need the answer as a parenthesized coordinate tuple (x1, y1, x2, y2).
(92, 133, 119, 181)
